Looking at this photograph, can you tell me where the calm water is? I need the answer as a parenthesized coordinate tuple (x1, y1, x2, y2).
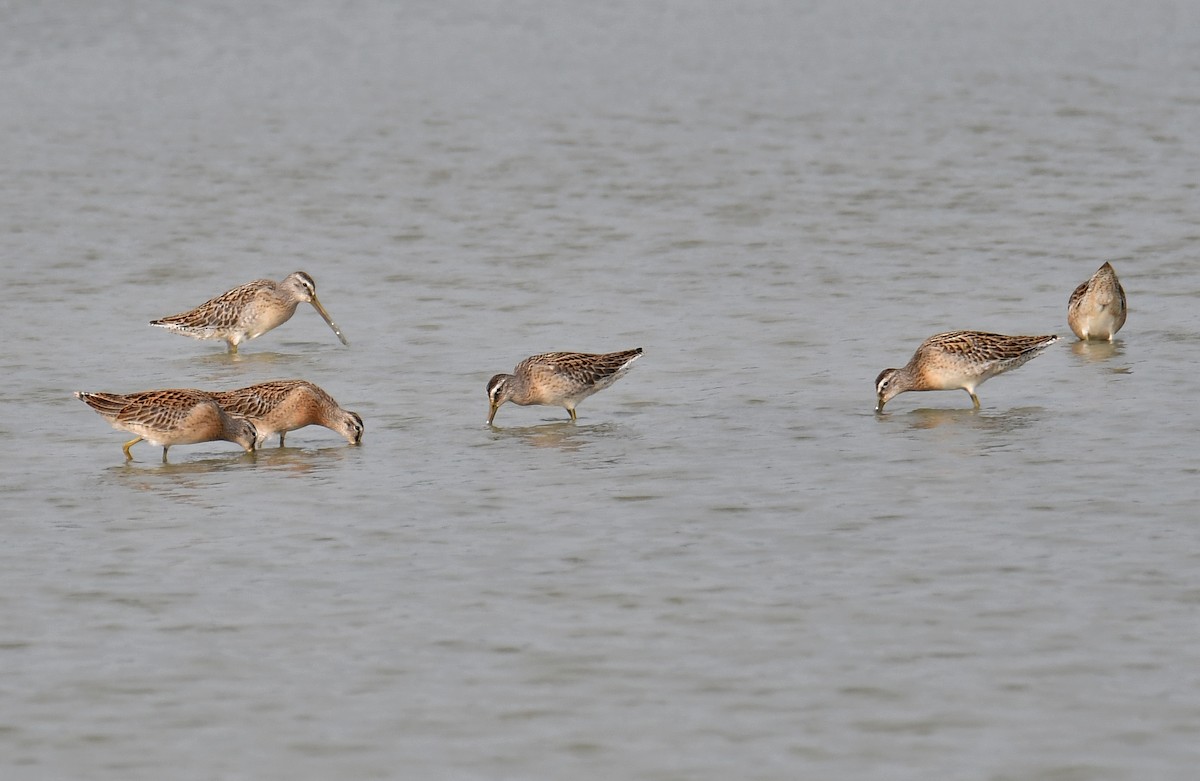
(3, 2, 1200, 779)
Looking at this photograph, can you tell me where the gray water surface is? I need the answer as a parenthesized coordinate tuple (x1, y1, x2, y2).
(3, 2, 1200, 779)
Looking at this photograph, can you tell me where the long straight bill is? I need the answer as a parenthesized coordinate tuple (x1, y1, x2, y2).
(309, 295, 349, 346)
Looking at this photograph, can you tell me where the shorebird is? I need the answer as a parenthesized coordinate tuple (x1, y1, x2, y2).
(1068, 262, 1126, 341)
(150, 271, 349, 353)
(211, 380, 363, 446)
(486, 348, 643, 424)
(75, 388, 257, 460)
(875, 331, 1058, 411)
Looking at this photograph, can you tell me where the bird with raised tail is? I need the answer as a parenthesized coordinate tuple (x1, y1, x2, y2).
(875, 331, 1058, 411)
(486, 348, 643, 424)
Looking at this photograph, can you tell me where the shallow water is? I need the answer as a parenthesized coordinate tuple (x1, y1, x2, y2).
(3, 2, 1200, 779)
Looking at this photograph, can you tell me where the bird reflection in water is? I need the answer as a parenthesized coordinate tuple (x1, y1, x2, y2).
(488, 420, 623, 452)
(878, 406, 1043, 435)
(1070, 339, 1129, 372)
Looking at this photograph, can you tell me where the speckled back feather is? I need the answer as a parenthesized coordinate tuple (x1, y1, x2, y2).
(914, 331, 1058, 372)
(211, 379, 363, 445)
(76, 388, 222, 431)
(212, 380, 334, 419)
(516, 349, 644, 389)
(151, 279, 277, 332)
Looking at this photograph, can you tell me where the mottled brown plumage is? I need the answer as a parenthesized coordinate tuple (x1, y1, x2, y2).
(150, 271, 348, 353)
(875, 331, 1058, 411)
(211, 380, 363, 446)
(75, 389, 258, 460)
(486, 348, 643, 424)
(1068, 262, 1126, 341)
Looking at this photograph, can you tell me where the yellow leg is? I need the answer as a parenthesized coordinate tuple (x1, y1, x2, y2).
(969, 392, 981, 409)
(228, 341, 239, 354)
(567, 407, 577, 421)
(122, 437, 142, 459)
(161, 447, 170, 462)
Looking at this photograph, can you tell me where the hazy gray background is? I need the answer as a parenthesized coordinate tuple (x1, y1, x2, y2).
(2, 2, 1199, 779)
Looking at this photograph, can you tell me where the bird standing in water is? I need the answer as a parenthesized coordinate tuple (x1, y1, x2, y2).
(150, 271, 349, 353)
(211, 380, 363, 446)
(75, 388, 258, 460)
(486, 348, 643, 424)
(875, 331, 1058, 411)
(1068, 262, 1126, 341)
